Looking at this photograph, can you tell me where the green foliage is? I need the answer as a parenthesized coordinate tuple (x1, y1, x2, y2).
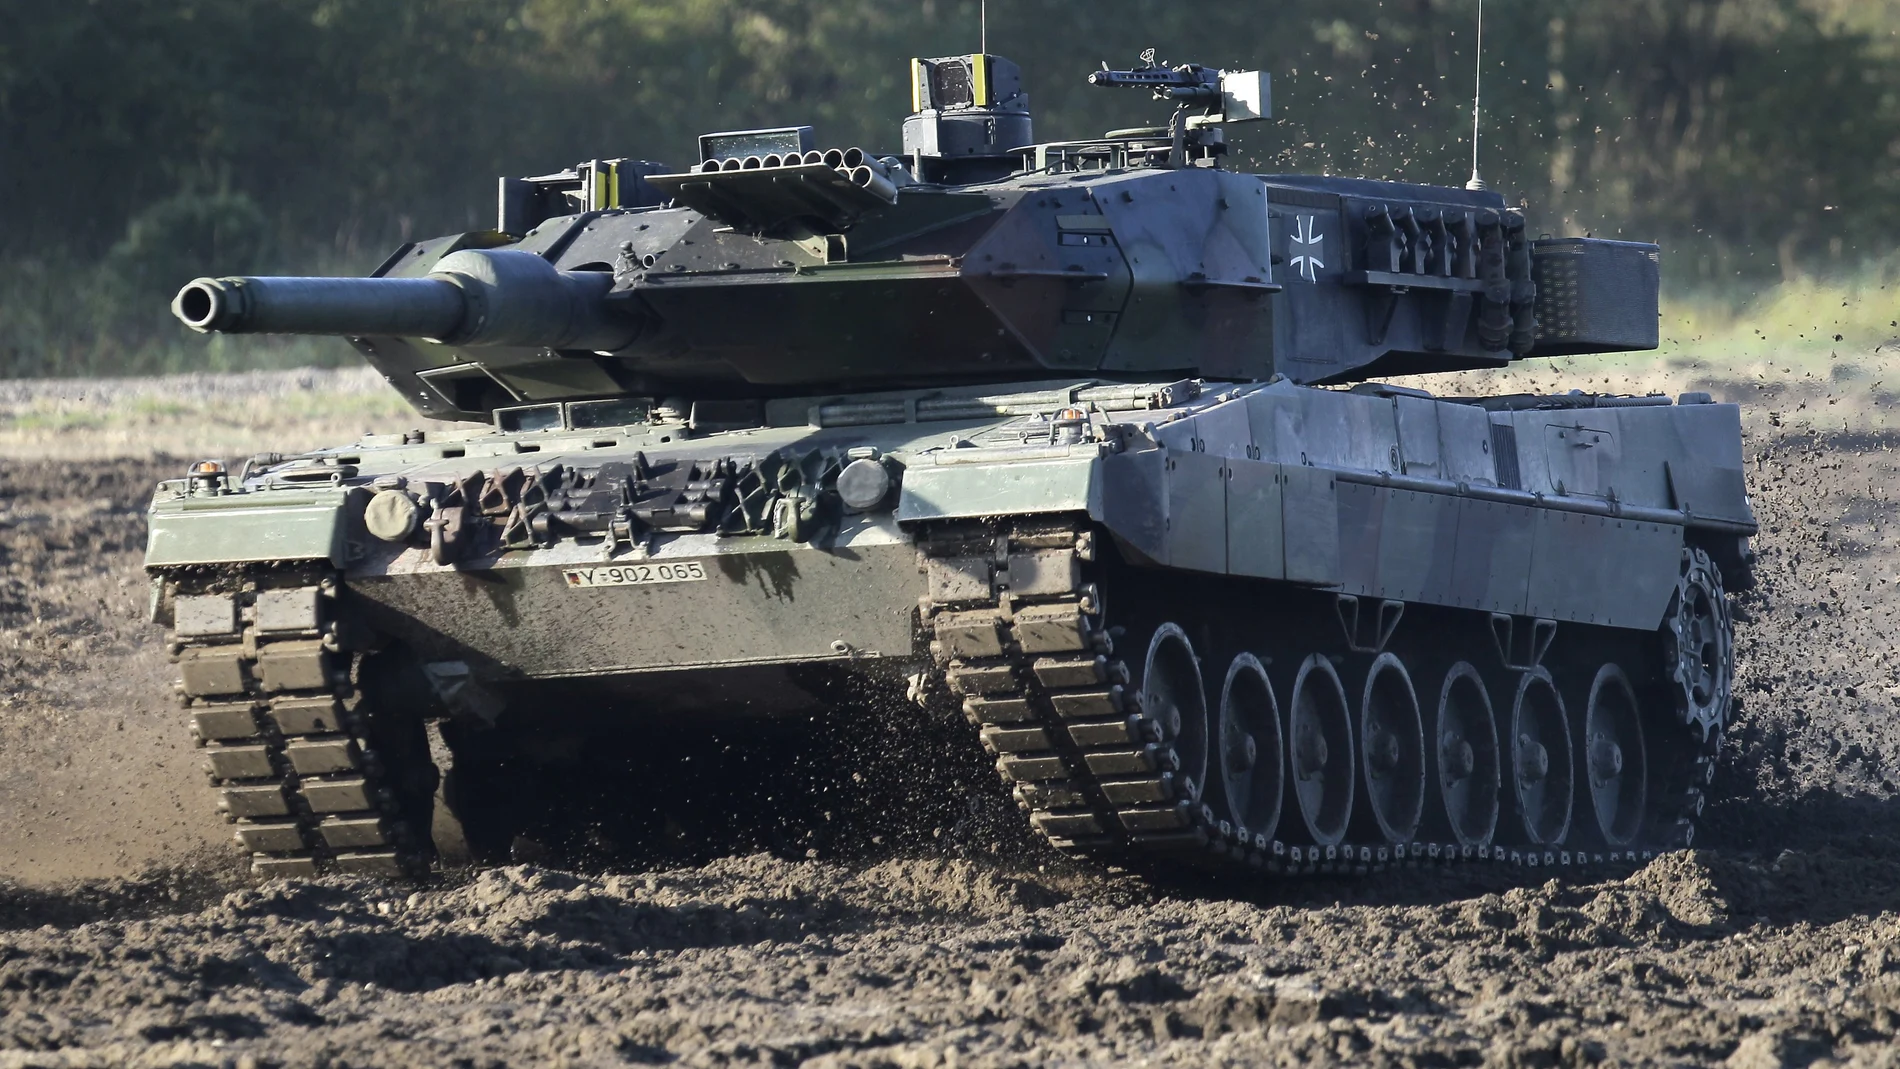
(1, 0, 1895, 376)
(0, 249, 354, 378)
(104, 192, 269, 296)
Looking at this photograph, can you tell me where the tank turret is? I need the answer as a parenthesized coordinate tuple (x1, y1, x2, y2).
(174, 54, 1660, 423)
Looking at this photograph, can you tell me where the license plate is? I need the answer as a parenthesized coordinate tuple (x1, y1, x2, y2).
(563, 561, 709, 587)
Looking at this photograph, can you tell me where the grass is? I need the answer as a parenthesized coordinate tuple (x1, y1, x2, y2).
(1, 392, 409, 434)
(1656, 261, 1900, 378)
(1, 326, 358, 380)
(0, 368, 430, 460)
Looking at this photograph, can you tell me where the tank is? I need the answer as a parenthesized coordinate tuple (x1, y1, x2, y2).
(150, 53, 1755, 879)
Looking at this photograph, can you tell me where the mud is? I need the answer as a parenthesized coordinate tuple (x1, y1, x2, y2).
(4, 378, 1900, 1066)
(0, 458, 232, 884)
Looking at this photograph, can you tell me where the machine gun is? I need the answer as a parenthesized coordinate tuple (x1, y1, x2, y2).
(1088, 52, 1268, 165)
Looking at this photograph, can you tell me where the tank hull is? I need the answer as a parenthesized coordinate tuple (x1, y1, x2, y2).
(148, 376, 1751, 877)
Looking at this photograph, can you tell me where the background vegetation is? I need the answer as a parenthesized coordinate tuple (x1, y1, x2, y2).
(2, 0, 1896, 376)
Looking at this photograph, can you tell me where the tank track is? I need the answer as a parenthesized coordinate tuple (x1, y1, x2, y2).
(167, 527, 1724, 882)
(171, 575, 430, 878)
(922, 520, 1721, 878)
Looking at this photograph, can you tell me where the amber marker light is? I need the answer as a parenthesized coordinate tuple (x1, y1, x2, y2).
(187, 459, 228, 491)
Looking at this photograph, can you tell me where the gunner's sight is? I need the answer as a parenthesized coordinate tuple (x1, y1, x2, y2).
(903, 53, 1032, 182)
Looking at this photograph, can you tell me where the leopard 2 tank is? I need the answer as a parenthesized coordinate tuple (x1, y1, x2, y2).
(151, 52, 1753, 879)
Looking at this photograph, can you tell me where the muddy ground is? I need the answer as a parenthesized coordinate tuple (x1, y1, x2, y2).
(3, 373, 1900, 1066)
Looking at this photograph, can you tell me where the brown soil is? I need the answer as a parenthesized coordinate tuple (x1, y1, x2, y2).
(3, 377, 1900, 1067)
(0, 457, 233, 886)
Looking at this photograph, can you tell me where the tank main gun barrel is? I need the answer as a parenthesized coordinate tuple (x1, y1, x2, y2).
(172, 248, 642, 352)
(175, 276, 467, 338)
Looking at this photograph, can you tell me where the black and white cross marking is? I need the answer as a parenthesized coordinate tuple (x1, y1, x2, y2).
(1290, 214, 1324, 282)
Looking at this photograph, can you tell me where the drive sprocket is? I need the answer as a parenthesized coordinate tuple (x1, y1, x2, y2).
(1660, 546, 1734, 750)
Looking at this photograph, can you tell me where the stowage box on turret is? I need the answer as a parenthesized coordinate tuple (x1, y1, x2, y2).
(153, 53, 1752, 879)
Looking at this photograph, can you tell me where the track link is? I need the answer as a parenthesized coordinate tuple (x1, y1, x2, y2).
(922, 520, 1714, 878)
(171, 576, 428, 878)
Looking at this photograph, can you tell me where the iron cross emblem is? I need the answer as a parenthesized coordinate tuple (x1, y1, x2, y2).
(1290, 214, 1324, 282)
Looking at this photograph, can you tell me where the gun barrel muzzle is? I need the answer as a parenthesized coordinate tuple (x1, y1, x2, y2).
(173, 276, 468, 339)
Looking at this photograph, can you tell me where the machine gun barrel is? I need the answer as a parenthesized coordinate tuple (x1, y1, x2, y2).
(1088, 64, 1221, 103)
(172, 248, 641, 351)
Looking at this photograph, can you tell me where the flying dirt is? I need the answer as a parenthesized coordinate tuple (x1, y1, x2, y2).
(0, 365, 1897, 1065)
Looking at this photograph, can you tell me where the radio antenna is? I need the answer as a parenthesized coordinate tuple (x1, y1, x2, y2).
(980, 0, 988, 56)
(1465, 0, 1487, 190)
